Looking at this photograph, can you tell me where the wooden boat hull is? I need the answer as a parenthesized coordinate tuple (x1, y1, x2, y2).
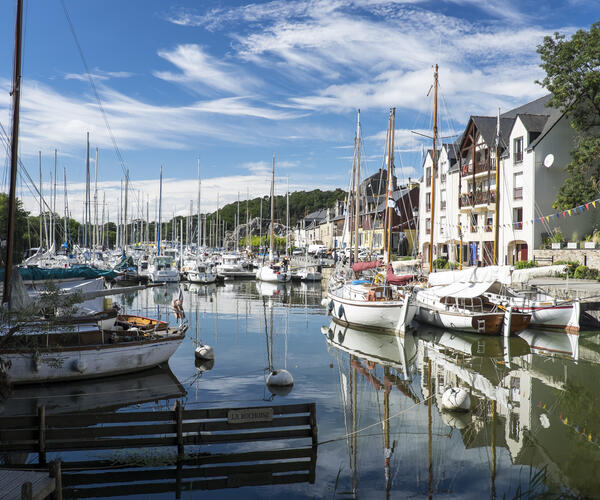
(327, 291, 416, 333)
(416, 306, 530, 335)
(0, 328, 186, 385)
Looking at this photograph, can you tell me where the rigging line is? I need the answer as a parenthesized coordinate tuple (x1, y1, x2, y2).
(316, 394, 435, 446)
(59, 0, 139, 206)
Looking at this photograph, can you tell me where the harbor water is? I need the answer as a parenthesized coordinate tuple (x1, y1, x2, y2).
(2, 280, 599, 498)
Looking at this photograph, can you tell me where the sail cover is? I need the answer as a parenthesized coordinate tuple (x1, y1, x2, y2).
(352, 260, 382, 273)
(386, 264, 415, 285)
(428, 266, 512, 286)
(432, 281, 496, 298)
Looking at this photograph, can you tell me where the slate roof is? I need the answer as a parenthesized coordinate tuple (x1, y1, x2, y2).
(517, 113, 549, 133)
(500, 94, 552, 118)
(527, 107, 565, 150)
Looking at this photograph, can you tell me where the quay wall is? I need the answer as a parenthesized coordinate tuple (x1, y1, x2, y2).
(533, 249, 600, 269)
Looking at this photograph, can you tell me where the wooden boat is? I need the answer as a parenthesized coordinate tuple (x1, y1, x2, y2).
(0, 314, 186, 385)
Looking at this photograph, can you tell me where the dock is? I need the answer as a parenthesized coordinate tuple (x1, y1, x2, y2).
(0, 468, 57, 500)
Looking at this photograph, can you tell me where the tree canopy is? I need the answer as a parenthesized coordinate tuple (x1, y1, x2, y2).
(537, 21, 600, 209)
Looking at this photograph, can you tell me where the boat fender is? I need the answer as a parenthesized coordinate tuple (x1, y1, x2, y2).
(338, 304, 345, 318)
(32, 352, 41, 372)
(441, 387, 470, 412)
(267, 369, 294, 387)
(328, 300, 334, 314)
(195, 344, 215, 360)
(73, 359, 87, 373)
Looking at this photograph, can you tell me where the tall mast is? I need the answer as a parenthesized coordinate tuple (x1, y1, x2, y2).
(286, 176, 290, 257)
(385, 109, 396, 266)
(270, 154, 275, 260)
(354, 109, 361, 264)
(157, 166, 163, 256)
(216, 194, 220, 248)
(101, 192, 105, 248)
(2, 0, 24, 306)
(246, 187, 250, 251)
(85, 132, 90, 248)
(39, 151, 43, 250)
(197, 158, 201, 249)
(428, 64, 438, 272)
(53, 149, 57, 250)
(123, 169, 129, 248)
(493, 107, 501, 265)
(63, 167, 68, 247)
(236, 191, 240, 253)
(93, 147, 98, 248)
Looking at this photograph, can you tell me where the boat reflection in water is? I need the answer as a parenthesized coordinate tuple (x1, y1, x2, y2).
(323, 319, 600, 498)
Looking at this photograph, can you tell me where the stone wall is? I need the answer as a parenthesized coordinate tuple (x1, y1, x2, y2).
(533, 248, 600, 269)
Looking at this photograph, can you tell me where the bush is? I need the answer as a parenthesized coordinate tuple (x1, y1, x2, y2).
(443, 261, 459, 269)
(573, 265, 600, 280)
(554, 260, 580, 278)
(514, 260, 536, 270)
(432, 257, 448, 270)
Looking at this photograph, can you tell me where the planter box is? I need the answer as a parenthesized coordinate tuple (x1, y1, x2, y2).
(567, 242, 578, 249)
(551, 242, 562, 249)
(584, 241, 597, 249)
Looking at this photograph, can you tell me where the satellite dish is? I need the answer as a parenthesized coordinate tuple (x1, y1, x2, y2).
(543, 154, 554, 168)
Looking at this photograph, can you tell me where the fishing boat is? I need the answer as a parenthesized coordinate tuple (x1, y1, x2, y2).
(326, 109, 416, 332)
(256, 154, 292, 283)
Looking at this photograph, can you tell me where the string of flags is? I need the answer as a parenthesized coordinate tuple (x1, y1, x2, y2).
(430, 198, 600, 231)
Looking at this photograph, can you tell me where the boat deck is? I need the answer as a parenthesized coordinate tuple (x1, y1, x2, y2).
(0, 469, 55, 500)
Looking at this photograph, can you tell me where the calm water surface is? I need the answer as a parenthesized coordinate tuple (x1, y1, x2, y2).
(3, 280, 600, 498)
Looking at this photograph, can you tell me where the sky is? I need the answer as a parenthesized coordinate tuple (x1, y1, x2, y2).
(0, 0, 598, 221)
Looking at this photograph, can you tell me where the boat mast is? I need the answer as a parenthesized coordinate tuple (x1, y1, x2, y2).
(85, 132, 90, 248)
(39, 151, 43, 250)
(63, 167, 68, 247)
(124, 169, 129, 249)
(270, 154, 275, 261)
(428, 64, 438, 272)
(157, 166, 163, 256)
(93, 147, 98, 249)
(53, 149, 57, 250)
(353, 109, 361, 264)
(385, 109, 396, 266)
(2, 0, 24, 306)
(197, 158, 201, 249)
(286, 176, 289, 257)
(493, 108, 500, 265)
(236, 191, 240, 253)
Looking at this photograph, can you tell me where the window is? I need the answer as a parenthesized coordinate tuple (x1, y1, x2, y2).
(426, 167, 432, 187)
(513, 137, 523, 163)
(470, 214, 478, 232)
(440, 216, 446, 235)
(440, 189, 447, 210)
(426, 192, 431, 212)
(485, 212, 494, 232)
(425, 218, 431, 234)
(514, 172, 523, 200)
(513, 207, 523, 230)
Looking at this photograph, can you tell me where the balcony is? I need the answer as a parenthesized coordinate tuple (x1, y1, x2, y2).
(459, 190, 497, 210)
(460, 159, 496, 178)
(513, 187, 523, 200)
(426, 203, 431, 212)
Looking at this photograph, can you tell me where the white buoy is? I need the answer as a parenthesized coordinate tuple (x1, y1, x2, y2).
(441, 387, 470, 412)
(539, 413, 550, 429)
(195, 344, 214, 360)
(441, 410, 471, 429)
(73, 359, 87, 373)
(267, 369, 294, 386)
(320, 298, 329, 307)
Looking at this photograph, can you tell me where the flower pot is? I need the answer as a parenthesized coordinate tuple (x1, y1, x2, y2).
(551, 242, 562, 249)
(584, 241, 596, 249)
(567, 242, 578, 249)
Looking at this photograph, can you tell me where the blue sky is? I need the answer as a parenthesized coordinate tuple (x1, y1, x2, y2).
(0, 0, 598, 219)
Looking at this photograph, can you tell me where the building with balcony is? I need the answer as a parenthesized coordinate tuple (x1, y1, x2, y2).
(418, 94, 599, 268)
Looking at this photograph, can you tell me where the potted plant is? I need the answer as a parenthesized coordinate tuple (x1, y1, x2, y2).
(584, 233, 596, 249)
(551, 229, 564, 250)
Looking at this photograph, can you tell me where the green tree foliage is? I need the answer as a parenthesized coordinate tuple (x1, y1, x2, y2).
(0, 193, 30, 264)
(206, 189, 346, 229)
(536, 21, 600, 209)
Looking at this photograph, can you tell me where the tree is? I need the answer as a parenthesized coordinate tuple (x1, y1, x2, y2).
(536, 21, 600, 209)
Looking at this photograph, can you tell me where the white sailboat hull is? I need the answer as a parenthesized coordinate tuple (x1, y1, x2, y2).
(150, 269, 180, 283)
(1, 334, 184, 385)
(256, 265, 291, 283)
(327, 290, 416, 332)
(187, 271, 217, 284)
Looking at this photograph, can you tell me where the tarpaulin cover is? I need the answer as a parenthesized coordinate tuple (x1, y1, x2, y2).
(386, 264, 415, 285)
(352, 260, 382, 273)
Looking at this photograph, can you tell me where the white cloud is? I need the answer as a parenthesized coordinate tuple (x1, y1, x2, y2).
(155, 44, 259, 95)
(64, 69, 133, 81)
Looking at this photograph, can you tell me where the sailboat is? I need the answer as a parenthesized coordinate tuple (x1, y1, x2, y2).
(326, 109, 416, 332)
(0, 2, 186, 386)
(255, 154, 291, 283)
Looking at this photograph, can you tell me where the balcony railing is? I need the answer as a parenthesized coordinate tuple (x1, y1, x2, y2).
(460, 159, 495, 177)
(470, 225, 477, 233)
(513, 187, 523, 200)
(459, 190, 497, 208)
(426, 203, 431, 212)
(484, 224, 493, 232)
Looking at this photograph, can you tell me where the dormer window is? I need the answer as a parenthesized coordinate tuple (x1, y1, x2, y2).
(513, 137, 523, 163)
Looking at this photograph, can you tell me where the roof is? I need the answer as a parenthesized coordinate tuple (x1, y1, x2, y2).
(517, 113, 549, 133)
(468, 116, 514, 151)
(527, 107, 565, 150)
(500, 94, 552, 118)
